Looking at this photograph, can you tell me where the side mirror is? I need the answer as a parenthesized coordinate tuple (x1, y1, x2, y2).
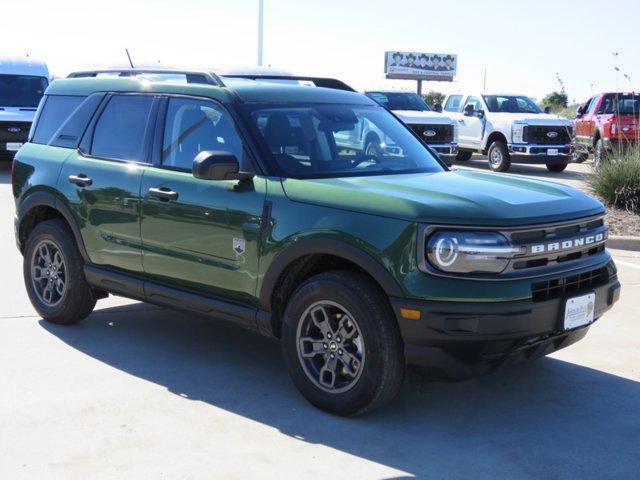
(463, 104, 475, 116)
(544, 106, 552, 114)
(433, 103, 443, 113)
(576, 106, 586, 118)
(192, 151, 253, 181)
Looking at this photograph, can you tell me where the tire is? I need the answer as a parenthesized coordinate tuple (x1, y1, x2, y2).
(455, 150, 473, 162)
(487, 140, 511, 172)
(546, 163, 568, 172)
(281, 271, 405, 416)
(594, 138, 607, 167)
(364, 134, 382, 157)
(23, 219, 96, 325)
(573, 152, 588, 163)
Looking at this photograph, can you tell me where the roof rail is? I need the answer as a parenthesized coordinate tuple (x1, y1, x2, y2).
(67, 68, 224, 86)
(221, 74, 356, 92)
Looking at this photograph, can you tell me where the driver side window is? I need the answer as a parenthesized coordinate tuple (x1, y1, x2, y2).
(162, 97, 247, 171)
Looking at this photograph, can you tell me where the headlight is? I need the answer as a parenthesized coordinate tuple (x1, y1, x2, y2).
(452, 123, 459, 143)
(511, 123, 526, 143)
(426, 231, 521, 274)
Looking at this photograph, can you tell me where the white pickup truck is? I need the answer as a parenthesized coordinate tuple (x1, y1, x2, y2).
(0, 57, 49, 160)
(365, 90, 458, 165)
(442, 93, 574, 172)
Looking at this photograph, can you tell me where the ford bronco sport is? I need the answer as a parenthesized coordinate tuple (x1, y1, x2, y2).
(443, 93, 574, 172)
(13, 70, 620, 415)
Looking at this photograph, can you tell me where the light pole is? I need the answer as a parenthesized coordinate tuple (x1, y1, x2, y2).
(257, 0, 264, 66)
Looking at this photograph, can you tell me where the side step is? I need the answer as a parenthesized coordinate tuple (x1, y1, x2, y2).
(84, 265, 263, 332)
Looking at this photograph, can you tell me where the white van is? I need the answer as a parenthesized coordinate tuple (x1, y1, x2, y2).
(0, 57, 50, 160)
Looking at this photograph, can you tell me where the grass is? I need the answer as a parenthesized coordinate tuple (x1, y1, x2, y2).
(588, 147, 640, 212)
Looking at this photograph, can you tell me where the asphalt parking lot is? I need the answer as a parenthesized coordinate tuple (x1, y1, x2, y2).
(1, 162, 638, 479)
(455, 154, 592, 193)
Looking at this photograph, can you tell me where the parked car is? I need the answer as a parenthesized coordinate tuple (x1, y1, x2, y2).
(365, 90, 458, 165)
(14, 71, 620, 415)
(0, 57, 49, 160)
(442, 93, 574, 172)
(574, 92, 639, 165)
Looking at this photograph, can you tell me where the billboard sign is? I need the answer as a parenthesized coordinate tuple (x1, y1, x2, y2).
(384, 51, 457, 81)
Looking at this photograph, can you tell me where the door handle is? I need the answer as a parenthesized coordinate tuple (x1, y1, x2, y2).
(148, 187, 178, 201)
(68, 174, 92, 187)
(458, 119, 465, 124)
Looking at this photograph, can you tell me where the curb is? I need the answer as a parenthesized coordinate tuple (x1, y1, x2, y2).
(608, 235, 640, 252)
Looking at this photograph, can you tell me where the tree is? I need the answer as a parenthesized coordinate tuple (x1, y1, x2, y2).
(541, 91, 568, 112)
(423, 90, 445, 107)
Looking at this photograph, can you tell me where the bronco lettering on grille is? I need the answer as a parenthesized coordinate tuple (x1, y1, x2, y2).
(530, 233, 605, 254)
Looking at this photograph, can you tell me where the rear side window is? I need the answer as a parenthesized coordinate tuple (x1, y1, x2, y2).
(444, 95, 462, 112)
(91, 95, 154, 161)
(32, 95, 85, 145)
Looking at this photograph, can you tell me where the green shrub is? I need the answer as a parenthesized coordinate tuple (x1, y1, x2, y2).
(588, 148, 640, 212)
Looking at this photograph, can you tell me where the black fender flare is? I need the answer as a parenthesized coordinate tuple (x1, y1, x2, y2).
(259, 237, 404, 311)
(17, 191, 90, 263)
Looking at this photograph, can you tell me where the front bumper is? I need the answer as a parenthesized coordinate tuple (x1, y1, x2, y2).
(390, 274, 620, 379)
(507, 143, 573, 164)
(428, 144, 458, 166)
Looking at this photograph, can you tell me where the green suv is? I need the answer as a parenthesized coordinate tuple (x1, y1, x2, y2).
(13, 71, 620, 415)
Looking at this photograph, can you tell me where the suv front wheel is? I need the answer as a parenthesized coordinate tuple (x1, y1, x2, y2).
(281, 271, 405, 416)
(23, 219, 97, 325)
(487, 141, 511, 172)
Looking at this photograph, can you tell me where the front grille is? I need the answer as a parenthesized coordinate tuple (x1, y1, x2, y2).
(531, 267, 609, 302)
(0, 121, 31, 143)
(410, 124, 453, 144)
(523, 125, 572, 145)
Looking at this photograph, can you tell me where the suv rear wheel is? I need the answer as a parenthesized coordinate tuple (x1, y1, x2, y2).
(281, 271, 404, 416)
(487, 141, 511, 172)
(23, 219, 96, 325)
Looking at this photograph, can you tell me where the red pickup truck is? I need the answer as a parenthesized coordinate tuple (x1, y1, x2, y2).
(574, 92, 639, 164)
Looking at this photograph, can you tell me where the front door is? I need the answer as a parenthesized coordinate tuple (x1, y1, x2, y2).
(57, 94, 157, 273)
(140, 96, 266, 306)
(458, 96, 485, 147)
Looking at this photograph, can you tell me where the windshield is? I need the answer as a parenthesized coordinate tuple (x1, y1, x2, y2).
(0, 74, 48, 107)
(245, 103, 444, 178)
(600, 94, 640, 116)
(483, 95, 542, 114)
(366, 91, 431, 111)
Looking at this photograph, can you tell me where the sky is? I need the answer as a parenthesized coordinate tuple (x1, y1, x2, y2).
(4, 0, 638, 103)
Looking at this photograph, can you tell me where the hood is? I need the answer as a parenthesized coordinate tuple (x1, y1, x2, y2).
(281, 170, 604, 226)
(489, 112, 572, 126)
(0, 107, 37, 123)
(393, 109, 455, 125)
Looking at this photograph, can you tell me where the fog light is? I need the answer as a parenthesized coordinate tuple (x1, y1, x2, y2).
(400, 308, 421, 320)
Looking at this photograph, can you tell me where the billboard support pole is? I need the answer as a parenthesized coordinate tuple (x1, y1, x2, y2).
(417, 80, 422, 96)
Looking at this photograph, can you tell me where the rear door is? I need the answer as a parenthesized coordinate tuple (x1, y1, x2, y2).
(139, 96, 266, 306)
(58, 93, 158, 273)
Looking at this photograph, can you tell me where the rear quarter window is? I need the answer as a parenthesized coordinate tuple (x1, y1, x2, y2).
(31, 95, 85, 145)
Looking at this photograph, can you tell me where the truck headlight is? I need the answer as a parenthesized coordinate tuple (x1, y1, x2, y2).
(426, 231, 521, 274)
(511, 123, 526, 143)
(452, 123, 459, 143)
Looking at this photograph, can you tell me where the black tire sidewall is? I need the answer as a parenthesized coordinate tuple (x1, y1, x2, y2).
(455, 150, 473, 162)
(281, 272, 402, 415)
(23, 220, 95, 323)
(546, 163, 568, 172)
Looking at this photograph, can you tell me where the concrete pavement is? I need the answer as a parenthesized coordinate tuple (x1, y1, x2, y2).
(1, 163, 638, 479)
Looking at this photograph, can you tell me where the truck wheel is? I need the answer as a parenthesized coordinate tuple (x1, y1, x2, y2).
(487, 141, 511, 172)
(455, 150, 473, 162)
(546, 163, 568, 172)
(281, 271, 404, 416)
(364, 134, 382, 157)
(23, 219, 96, 325)
(594, 139, 607, 167)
